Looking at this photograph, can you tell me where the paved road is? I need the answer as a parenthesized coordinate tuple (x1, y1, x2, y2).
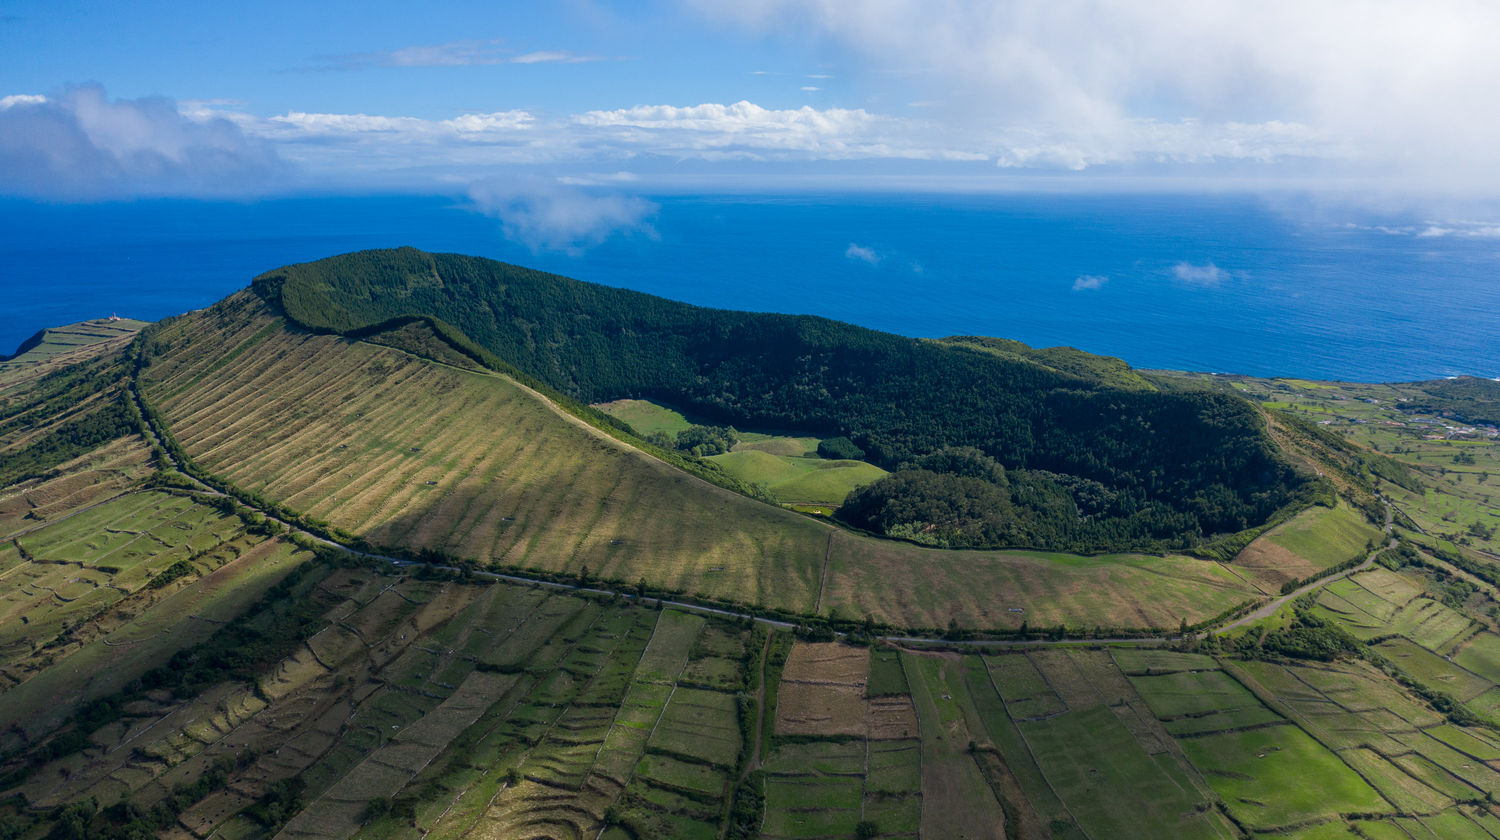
(1211, 497, 1395, 636)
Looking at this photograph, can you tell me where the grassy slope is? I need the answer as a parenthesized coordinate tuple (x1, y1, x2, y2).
(595, 397, 890, 506)
(706, 448, 887, 506)
(254, 248, 1305, 552)
(140, 292, 828, 614)
(8, 314, 1500, 838)
(137, 292, 1264, 631)
(0, 317, 148, 389)
(1232, 501, 1383, 594)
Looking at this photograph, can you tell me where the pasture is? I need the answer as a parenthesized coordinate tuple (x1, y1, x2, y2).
(137, 293, 1272, 633)
(1233, 502, 1382, 592)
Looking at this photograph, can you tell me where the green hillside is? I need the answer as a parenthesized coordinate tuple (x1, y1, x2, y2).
(250, 247, 1306, 552)
(0, 317, 148, 388)
(132, 291, 1262, 632)
(7, 259, 1500, 839)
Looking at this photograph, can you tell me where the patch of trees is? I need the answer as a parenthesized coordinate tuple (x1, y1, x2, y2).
(817, 436, 864, 460)
(836, 446, 1213, 552)
(648, 424, 738, 456)
(146, 559, 195, 589)
(0, 397, 134, 488)
(254, 247, 1307, 551)
(245, 776, 306, 829)
(1398, 376, 1500, 427)
(1236, 609, 1362, 662)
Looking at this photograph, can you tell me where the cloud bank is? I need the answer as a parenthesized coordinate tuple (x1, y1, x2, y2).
(0, 85, 284, 199)
(690, 0, 1500, 189)
(845, 243, 880, 264)
(1072, 274, 1108, 291)
(467, 178, 658, 252)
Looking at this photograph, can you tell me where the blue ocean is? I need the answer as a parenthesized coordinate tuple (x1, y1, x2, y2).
(1, 192, 1496, 383)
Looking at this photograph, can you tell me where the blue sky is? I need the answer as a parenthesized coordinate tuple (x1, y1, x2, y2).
(4, 0, 1498, 211)
(2, 1, 849, 117)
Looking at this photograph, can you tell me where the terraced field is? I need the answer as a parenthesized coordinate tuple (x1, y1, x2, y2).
(20, 276, 1500, 839)
(140, 293, 831, 615)
(1, 549, 757, 840)
(0, 490, 307, 744)
(136, 291, 1270, 632)
(0, 317, 147, 388)
(759, 641, 922, 840)
(1232, 502, 1383, 593)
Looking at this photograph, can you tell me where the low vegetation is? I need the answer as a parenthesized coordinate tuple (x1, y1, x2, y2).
(7, 251, 1500, 837)
(254, 247, 1309, 552)
(134, 291, 1268, 632)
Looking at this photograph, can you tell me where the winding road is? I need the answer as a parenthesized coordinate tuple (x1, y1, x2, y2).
(131, 376, 1402, 649)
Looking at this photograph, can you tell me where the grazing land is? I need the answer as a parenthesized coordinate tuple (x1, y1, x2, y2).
(134, 292, 1267, 632)
(13, 258, 1500, 838)
(594, 396, 889, 508)
(0, 317, 148, 389)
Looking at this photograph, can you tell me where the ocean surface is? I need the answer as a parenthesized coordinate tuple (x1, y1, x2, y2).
(1, 192, 1496, 383)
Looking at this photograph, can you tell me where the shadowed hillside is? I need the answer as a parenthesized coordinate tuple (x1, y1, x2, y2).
(135, 291, 1267, 632)
(250, 247, 1307, 551)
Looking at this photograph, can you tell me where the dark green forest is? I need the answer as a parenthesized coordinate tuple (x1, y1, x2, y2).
(251, 247, 1306, 551)
(1399, 376, 1500, 427)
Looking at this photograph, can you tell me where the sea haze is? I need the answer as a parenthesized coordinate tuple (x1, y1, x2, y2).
(1, 192, 1495, 383)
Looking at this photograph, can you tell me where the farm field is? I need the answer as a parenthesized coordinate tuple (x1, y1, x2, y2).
(1232, 502, 1382, 593)
(0, 559, 766, 840)
(818, 530, 1261, 632)
(1187, 372, 1500, 557)
(706, 448, 887, 508)
(0, 434, 153, 540)
(760, 640, 922, 840)
(16, 269, 1500, 839)
(0, 489, 306, 737)
(0, 317, 148, 389)
(136, 292, 1270, 633)
(593, 397, 887, 508)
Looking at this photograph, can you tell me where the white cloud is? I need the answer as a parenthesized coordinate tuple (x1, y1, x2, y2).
(467, 177, 658, 253)
(1171, 262, 1228, 286)
(801, 86, 821, 92)
(845, 243, 880, 264)
(0, 94, 46, 109)
(511, 50, 601, 64)
(1351, 219, 1500, 238)
(991, 118, 1333, 171)
(574, 100, 985, 161)
(688, 0, 1500, 189)
(1072, 274, 1108, 291)
(0, 87, 1343, 197)
(1415, 222, 1500, 239)
(248, 109, 535, 139)
(178, 99, 984, 172)
(556, 171, 641, 186)
(324, 40, 603, 69)
(0, 84, 284, 199)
